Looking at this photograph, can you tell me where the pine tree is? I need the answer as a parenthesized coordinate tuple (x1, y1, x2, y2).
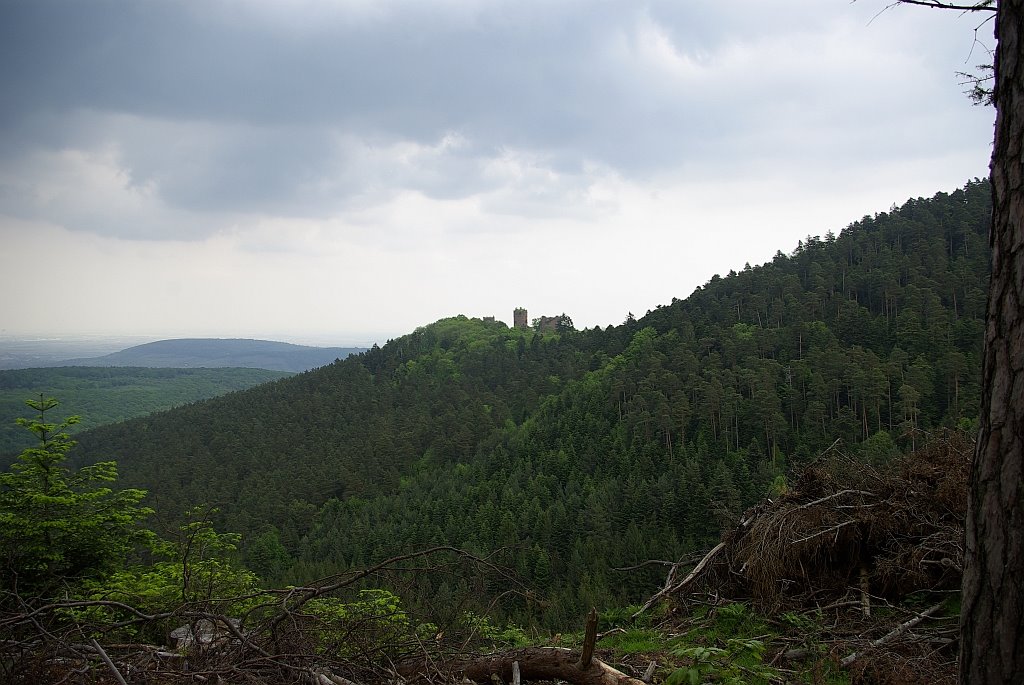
(0, 397, 153, 595)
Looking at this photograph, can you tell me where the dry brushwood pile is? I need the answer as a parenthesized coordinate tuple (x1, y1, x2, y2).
(0, 599, 644, 685)
(645, 432, 971, 683)
(0, 547, 645, 685)
(708, 434, 967, 609)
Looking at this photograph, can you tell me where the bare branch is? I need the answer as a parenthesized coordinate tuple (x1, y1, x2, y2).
(840, 602, 946, 666)
(892, 0, 996, 11)
(89, 639, 128, 685)
(633, 542, 727, 618)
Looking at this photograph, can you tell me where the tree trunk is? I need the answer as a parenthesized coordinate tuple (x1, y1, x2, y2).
(960, 2, 1024, 683)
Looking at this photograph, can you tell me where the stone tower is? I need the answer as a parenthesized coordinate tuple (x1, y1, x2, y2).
(513, 307, 528, 329)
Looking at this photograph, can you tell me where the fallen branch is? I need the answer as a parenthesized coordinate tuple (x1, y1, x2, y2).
(673, 542, 727, 591)
(790, 520, 856, 545)
(90, 639, 128, 685)
(794, 490, 874, 511)
(840, 602, 945, 667)
(633, 542, 726, 617)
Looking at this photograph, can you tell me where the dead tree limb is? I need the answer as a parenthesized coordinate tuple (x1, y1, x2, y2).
(840, 602, 945, 666)
(790, 520, 856, 545)
(633, 542, 726, 617)
(793, 490, 874, 511)
(90, 639, 128, 685)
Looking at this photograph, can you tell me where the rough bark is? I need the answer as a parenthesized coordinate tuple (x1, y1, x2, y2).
(960, 2, 1024, 683)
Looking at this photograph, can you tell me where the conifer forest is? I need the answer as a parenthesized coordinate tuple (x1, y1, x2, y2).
(0, 180, 994, 683)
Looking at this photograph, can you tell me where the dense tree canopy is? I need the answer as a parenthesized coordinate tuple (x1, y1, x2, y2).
(0, 366, 290, 458)
(70, 181, 992, 624)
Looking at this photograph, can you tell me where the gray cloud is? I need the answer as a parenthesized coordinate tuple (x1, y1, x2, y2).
(0, 0, 995, 239)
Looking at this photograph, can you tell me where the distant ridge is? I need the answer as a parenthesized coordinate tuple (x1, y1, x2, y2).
(62, 338, 366, 373)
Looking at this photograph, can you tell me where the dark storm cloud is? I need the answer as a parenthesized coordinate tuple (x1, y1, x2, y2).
(2, 1, 614, 136)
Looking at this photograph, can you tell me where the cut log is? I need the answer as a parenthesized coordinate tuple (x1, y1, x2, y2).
(577, 608, 598, 669)
(399, 647, 645, 685)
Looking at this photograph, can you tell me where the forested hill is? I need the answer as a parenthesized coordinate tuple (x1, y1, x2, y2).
(0, 366, 291, 458)
(62, 338, 365, 372)
(70, 179, 991, 626)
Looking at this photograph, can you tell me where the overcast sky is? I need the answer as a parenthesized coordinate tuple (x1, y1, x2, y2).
(0, 0, 995, 346)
